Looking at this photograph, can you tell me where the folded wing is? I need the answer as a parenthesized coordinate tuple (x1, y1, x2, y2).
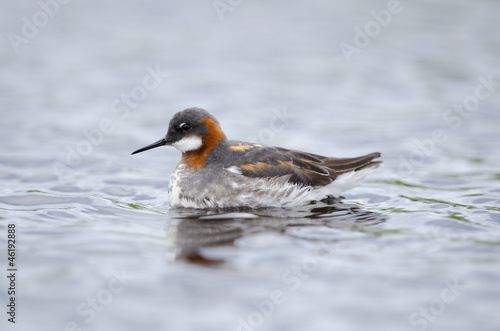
(226, 143, 381, 187)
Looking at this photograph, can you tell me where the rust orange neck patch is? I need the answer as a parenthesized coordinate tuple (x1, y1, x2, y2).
(182, 117, 226, 169)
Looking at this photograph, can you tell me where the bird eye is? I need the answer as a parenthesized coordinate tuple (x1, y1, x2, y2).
(180, 123, 192, 132)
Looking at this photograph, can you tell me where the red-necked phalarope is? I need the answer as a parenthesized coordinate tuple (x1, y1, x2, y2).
(132, 107, 382, 208)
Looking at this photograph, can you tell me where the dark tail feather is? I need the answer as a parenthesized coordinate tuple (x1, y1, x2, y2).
(325, 152, 382, 174)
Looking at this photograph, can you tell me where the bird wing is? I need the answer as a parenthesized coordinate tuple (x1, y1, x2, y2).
(225, 142, 381, 187)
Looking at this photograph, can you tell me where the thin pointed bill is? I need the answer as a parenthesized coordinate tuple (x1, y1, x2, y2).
(131, 138, 168, 155)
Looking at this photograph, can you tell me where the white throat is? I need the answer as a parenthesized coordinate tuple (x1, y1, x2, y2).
(171, 136, 203, 153)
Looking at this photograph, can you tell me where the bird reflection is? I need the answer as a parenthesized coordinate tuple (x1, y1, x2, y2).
(165, 201, 387, 266)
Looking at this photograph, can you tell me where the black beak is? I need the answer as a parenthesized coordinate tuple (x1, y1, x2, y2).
(131, 138, 168, 155)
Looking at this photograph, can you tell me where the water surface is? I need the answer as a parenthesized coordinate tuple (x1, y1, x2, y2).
(1, 1, 500, 331)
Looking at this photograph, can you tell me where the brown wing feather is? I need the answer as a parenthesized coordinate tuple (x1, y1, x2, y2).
(226, 142, 381, 187)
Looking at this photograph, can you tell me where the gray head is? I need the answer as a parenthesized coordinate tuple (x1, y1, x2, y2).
(131, 107, 226, 155)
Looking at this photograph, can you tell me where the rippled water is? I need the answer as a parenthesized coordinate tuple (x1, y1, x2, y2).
(1, 1, 500, 331)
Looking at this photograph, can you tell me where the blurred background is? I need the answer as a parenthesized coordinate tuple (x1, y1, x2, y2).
(1, 1, 500, 331)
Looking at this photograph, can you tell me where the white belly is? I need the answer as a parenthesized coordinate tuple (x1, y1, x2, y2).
(168, 164, 376, 209)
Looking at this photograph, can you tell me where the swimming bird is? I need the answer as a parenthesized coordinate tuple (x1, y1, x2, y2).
(132, 107, 381, 208)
